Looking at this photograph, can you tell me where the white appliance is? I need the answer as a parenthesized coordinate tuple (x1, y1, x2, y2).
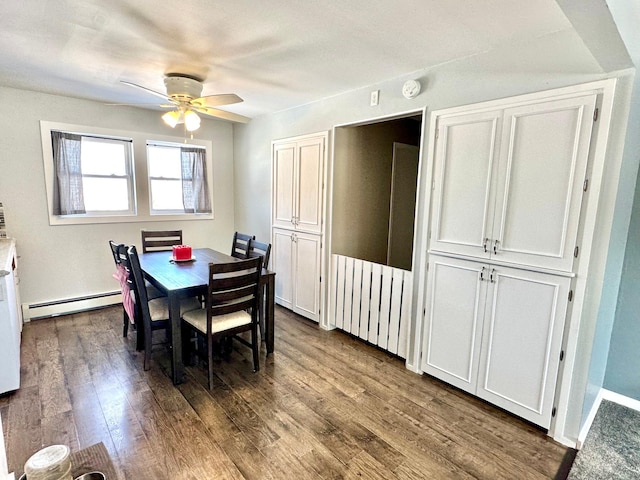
(0, 238, 21, 394)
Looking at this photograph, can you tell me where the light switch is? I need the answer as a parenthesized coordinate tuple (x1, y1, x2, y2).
(370, 90, 379, 106)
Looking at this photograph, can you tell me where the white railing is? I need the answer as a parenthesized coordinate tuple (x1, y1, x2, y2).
(329, 254, 412, 358)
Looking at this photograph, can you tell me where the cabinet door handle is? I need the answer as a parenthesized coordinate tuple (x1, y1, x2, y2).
(490, 268, 495, 283)
(483, 238, 489, 253)
(493, 239, 499, 255)
(479, 266, 485, 282)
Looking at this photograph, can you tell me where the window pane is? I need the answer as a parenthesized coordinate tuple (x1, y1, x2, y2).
(150, 179, 183, 210)
(83, 178, 130, 211)
(148, 145, 181, 178)
(81, 138, 128, 176)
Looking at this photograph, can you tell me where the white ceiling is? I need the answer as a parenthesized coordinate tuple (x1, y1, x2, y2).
(0, 0, 624, 121)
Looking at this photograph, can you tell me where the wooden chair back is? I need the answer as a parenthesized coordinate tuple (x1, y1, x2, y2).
(141, 230, 183, 253)
(231, 232, 254, 259)
(206, 256, 263, 322)
(248, 240, 271, 270)
(109, 240, 123, 266)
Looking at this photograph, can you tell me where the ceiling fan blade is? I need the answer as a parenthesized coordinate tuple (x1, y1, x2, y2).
(191, 93, 243, 108)
(105, 102, 175, 107)
(120, 80, 172, 101)
(193, 105, 251, 124)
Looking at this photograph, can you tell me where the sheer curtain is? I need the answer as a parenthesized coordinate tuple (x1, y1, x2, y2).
(181, 147, 212, 214)
(51, 131, 85, 215)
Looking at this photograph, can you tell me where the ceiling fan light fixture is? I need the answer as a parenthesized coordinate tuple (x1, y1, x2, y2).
(162, 110, 181, 128)
(184, 109, 201, 131)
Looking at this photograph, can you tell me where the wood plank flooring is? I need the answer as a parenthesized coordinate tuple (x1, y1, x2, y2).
(0, 305, 568, 479)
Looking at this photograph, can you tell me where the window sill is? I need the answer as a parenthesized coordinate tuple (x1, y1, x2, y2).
(49, 212, 214, 226)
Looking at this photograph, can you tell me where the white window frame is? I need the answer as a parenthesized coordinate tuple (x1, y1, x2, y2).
(40, 121, 215, 225)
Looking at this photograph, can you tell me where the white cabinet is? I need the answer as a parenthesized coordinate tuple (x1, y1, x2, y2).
(422, 255, 569, 428)
(0, 239, 22, 395)
(272, 228, 321, 322)
(430, 94, 597, 272)
(272, 134, 326, 234)
(272, 132, 327, 323)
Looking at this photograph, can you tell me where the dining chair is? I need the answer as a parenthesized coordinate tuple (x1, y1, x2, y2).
(231, 232, 254, 259)
(182, 256, 263, 389)
(141, 229, 183, 253)
(248, 239, 271, 270)
(109, 240, 134, 337)
(125, 244, 201, 371)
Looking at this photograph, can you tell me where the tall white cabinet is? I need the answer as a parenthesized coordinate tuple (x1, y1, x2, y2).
(422, 90, 598, 428)
(272, 132, 327, 323)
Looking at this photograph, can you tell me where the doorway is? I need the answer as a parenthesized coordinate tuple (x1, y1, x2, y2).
(331, 114, 422, 270)
(327, 113, 423, 358)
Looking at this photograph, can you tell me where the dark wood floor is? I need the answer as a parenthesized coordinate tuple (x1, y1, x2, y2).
(1, 305, 568, 479)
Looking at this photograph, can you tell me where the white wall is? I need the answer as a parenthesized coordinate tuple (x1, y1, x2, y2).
(233, 29, 635, 443)
(0, 86, 236, 308)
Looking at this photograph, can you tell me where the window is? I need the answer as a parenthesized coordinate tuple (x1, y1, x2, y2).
(80, 136, 135, 213)
(50, 130, 135, 216)
(147, 144, 183, 212)
(41, 121, 214, 225)
(147, 142, 211, 215)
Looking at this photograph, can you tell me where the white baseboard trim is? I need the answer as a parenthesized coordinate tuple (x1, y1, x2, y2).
(21, 291, 121, 321)
(577, 388, 640, 448)
(600, 389, 640, 411)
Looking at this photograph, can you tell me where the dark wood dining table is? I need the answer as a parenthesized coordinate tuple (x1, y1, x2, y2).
(138, 247, 275, 385)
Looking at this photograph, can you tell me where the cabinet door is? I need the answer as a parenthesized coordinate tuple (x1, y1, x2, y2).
(296, 137, 325, 233)
(272, 142, 297, 230)
(476, 266, 569, 428)
(293, 231, 322, 322)
(492, 94, 596, 270)
(430, 110, 502, 259)
(421, 256, 487, 393)
(272, 228, 294, 310)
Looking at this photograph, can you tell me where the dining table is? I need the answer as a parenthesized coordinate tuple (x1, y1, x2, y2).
(138, 247, 275, 385)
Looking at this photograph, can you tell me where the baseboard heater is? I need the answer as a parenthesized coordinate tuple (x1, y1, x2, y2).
(22, 291, 121, 322)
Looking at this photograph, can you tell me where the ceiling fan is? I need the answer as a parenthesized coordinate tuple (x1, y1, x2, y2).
(121, 74, 251, 130)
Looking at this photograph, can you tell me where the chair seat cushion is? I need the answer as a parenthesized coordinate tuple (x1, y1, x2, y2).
(148, 296, 201, 322)
(182, 308, 252, 335)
